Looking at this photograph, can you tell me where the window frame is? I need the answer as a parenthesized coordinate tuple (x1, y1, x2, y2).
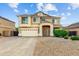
(54, 19, 58, 24)
(40, 16, 45, 23)
(32, 16, 40, 24)
(52, 18, 54, 23)
(33, 16, 37, 22)
(21, 17, 28, 24)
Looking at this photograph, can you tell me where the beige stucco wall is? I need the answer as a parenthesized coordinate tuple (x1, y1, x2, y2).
(0, 18, 15, 30)
(19, 17, 54, 36)
(0, 27, 15, 36)
(0, 28, 3, 35)
(0, 18, 15, 36)
(18, 12, 61, 36)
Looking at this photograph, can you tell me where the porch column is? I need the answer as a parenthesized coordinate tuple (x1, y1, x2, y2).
(50, 25, 53, 36)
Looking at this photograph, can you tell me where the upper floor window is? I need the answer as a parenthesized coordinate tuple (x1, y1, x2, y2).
(33, 16, 37, 22)
(33, 16, 39, 23)
(21, 17, 28, 24)
(40, 16, 45, 22)
(54, 19, 58, 24)
(52, 18, 54, 23)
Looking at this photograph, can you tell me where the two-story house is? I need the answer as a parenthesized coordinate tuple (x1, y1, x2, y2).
(18, 11, 61, 36)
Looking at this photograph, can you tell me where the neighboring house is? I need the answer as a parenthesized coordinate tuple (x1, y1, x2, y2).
(18, 11, 61, 36)
(0, 16, 16, 36)
(67, 22, 79, 36)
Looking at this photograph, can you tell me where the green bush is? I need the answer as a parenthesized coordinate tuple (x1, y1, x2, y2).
(71, 36, 79, 40)
(53, 29, 68, 37)
(64, 36, 68, 39)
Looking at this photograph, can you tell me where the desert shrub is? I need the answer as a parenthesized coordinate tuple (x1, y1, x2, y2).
(53, 29, 68, 37)
(71, 36, 79, 40)
(64, 36, 68, 39)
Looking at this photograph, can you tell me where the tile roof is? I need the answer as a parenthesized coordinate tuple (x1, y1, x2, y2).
(17, 11, 61, 18)
(0, 16, 15, 23)
(67, 22, 79, 29)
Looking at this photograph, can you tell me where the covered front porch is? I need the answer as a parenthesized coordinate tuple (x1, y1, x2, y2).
(38, 23, 53, 37)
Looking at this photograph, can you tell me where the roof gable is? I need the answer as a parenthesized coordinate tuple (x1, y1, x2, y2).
(17, 11, 61, 19)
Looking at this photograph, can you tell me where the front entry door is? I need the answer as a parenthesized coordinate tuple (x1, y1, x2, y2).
(42, 26, 50, 36)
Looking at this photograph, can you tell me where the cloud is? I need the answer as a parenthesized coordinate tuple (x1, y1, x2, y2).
(30, 4, 34, 7)
(61, 16, 66, 20)
(8, 3, 19, 9)
(36, 3, 58, 12)
(67, 12, 71, 16)
(67, 6, 71, 10)
(61, 13, 65, 16)
(61, 12, 71, 20)
(70, 3, 79, 9)
(8, 3, 19, 13)
(14, 9, 19, 12)
(37, 3, 44, 11)
(24, 9, 28, 13)
(44, 4, 58, 11)
(51, 15, 57, 16)
(61, 12, 71, 16)
(61, 13, 67, 20)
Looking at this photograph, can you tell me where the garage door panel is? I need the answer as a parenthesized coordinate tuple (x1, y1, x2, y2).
(21, 28, 38, 36)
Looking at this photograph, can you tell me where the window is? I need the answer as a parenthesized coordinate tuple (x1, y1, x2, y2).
(54, 19, 58, 24)
(33, 16, 39, 23)
(52, 18, 54, 23)
(40, 16, 45, 22)
(42, 16, 45, 21)
(33, 16, 37, 22)
(22, 17, 28, 24)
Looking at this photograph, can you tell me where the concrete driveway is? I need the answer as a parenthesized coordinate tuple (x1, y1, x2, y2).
(33, 37, 79, 56)
(0, 37, 79, 56)
(0, 37, 37, 56)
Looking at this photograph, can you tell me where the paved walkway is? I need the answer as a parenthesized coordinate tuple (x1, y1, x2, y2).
(0, 37, 37, 56)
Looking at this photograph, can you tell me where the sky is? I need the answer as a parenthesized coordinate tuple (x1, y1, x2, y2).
(0, 3, 79, 27)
